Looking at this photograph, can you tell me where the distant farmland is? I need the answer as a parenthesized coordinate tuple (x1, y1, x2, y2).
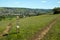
(0, 14, 60, 40)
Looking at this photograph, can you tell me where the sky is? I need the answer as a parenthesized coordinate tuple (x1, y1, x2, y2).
(0, 0, 60, 9)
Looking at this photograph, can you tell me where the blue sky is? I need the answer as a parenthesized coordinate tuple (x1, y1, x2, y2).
(0, 0, 60, 9)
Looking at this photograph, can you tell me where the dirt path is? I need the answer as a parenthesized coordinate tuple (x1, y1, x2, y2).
(31, 16, 59, 40)
(0, 16, 19, 38)
(0, 23, 12, 37)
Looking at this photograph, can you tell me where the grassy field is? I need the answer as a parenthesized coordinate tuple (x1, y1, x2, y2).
(42, 15, 60, 40)
(0, 14, 59, 40)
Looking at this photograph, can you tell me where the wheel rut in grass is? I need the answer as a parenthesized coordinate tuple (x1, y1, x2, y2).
(0, 23, 12, 38)
(31, 16, 59, 40)
(0, 16, 19, 38)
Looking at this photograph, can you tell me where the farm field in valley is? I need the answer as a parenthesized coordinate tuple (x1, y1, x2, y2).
(0, 14, 60, 40)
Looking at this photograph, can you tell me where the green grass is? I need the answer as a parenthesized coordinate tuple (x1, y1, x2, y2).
(42, 15, 60, 40)
(0, 14, 59, 40)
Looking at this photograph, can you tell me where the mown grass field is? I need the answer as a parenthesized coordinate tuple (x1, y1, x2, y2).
(0, 14, 59, 40)
(42, 15, 60, 40)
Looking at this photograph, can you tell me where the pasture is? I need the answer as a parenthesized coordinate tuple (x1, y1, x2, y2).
(0, 14, 59, 40)
(42, 15, 60, 40)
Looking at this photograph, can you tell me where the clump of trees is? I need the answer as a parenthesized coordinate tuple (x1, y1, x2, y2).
(0, 15, 5, 21)
(53, 7, 60, 14)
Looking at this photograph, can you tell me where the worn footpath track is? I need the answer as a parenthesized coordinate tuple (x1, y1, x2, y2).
(31, 16, 59, 40)
(0, 16, 19, 38)
(0, 23, 12, 38)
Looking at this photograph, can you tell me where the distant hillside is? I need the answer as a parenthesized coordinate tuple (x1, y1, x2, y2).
(0, 7, 53, 16)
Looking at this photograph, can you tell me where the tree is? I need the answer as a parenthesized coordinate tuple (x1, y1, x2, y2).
(53, 7, 60, 14)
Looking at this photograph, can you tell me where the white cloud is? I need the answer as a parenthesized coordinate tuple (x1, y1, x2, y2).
(41, 0, 47, 3)
(57, 1, 60, 3)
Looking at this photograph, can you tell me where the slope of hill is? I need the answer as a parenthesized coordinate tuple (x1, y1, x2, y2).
(0, 14, 59, 40)
(42, 15, 60, 40)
